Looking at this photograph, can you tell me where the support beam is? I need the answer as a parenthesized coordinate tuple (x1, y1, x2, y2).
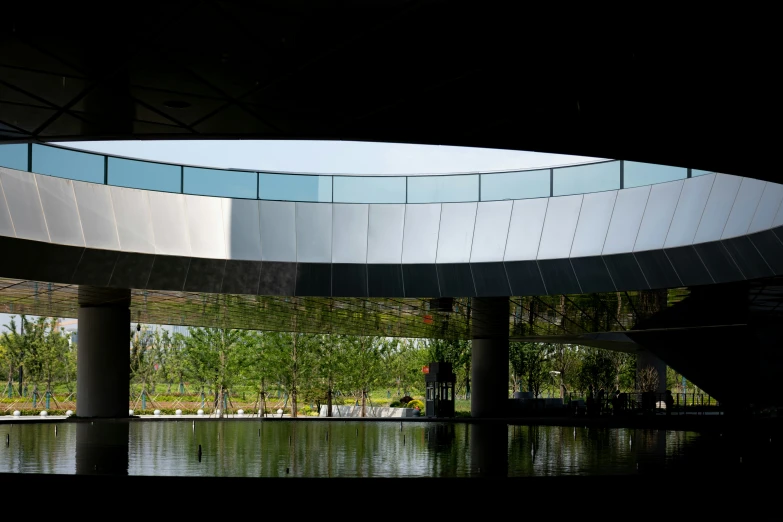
(76, 287, 131, 418)
(470, 297, 509, 418)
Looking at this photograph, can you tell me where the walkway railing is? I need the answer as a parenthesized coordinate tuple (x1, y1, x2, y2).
(566, 391, 722, 416)
(0, 142, 714, 204)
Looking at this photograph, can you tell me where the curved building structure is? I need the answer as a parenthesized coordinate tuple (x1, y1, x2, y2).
(2, 3, 780, 420)
(1, 144, 782, 299)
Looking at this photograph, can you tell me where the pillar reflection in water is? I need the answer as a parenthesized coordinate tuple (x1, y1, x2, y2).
(634, 429, 668, 475)
(75, 421, 130, 476)
(470, 422, 508, 477)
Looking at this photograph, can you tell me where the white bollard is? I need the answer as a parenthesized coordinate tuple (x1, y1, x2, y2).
(153, 409, 161, 416)
(237, 409, 244, 417)
(12, 411, 20, 417)
(277, 408, 283, 415)
(175, 409, 182, 416)
(65, 410, 73, 417)
(39, 411, 48, 417)
(128, 409, 134, 416)
(215, 409, 221, 416)
(197, 409, 204, 416)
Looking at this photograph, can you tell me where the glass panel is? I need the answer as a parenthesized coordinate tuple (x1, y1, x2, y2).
(333, 176, 405, 203)
(108, 157, 181, 193)
(408, 174, 478, 203)
(553, 161, 620, 196)
(481, 169, 550, 201)
(0, 144, 28, 171)
(258, 173, 331, 202)
(184, 167, 257, 198)
(31, 144, 104, 183)
(692, 169, 713, 177)
(624, 161, 687, 188)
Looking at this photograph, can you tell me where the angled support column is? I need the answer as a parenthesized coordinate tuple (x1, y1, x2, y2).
(470, 297, 509, 418)
(76, 286, 131, 418)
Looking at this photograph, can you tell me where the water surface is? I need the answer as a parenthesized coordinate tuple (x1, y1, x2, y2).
(0, 420, 767, 478)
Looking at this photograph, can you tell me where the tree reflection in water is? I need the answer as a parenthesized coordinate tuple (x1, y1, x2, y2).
(0, 420, 716, 478)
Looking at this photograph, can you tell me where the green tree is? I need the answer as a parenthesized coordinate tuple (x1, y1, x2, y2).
(423, 338, 471, 395)
(130, 324, 156, 402)
(245, 331, 285, 416)
(575, 347, 634, 395)
(181, 326, 251, 417)
(547, 344, 580, 399)
(342, 335, 386, 417)
(509, 342, 550, 398)
(264, 331, 319, 418)
(0, 316, 26, 397)
(312, 334, 348, 417)
(24, 318, 70, 396)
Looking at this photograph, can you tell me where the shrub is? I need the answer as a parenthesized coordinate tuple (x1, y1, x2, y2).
(406, 399, 424, 411)
(399, 396, 413, 404)
(389, 401, 402, 408)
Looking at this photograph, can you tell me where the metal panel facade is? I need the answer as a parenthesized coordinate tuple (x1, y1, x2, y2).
(436, 202, 477, 263)
(504, 198, 548, 261)
(537, 195, 582, 260)
(35, 174, 84, 247)
(72, 182, 120, 250)
(402, 203, 441, 264)
(367, 204, 405, 264)
(570, 190, 616, 258)
(332, 203, 369, 263)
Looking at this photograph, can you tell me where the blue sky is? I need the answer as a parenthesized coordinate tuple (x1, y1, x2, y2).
(61, 140, 602, 174)
(2, 140, 601, 332)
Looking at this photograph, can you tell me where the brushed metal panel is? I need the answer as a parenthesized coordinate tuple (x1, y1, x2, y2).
(222, 199, 263, 261)
(148, 191, 191, 256)
(634, 179, 683, 252)
(504, 198, 548, 261)
(693, 174, 742, 244)
(259, 200, 295, 262)
(402, 204, 441, 264)
(0, 176, 16, 237)
(109, 186, 156, 254)
(367, 204, 405, 264)
(603, 186, 650, 255)
(72, 181, 120, 250)
(570, 190, 617, 258)
(436, 202, 477, 263)
(664, 173, 715, 248)
(296, 202, 332, 263)
(35, 174, 84, 246)
(184, 194, 226, 259)
(332, 203, 369, 263)
(749, 182, 783, 233)
(470, 200, 513, 263)
(722, 177, 766, 239)
(774, 195, 783, 228)
(538, 195, 583, 260)
(0, 167, 49, 242)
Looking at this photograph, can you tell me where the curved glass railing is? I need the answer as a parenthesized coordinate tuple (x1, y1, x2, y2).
(0, 143, 715, 203)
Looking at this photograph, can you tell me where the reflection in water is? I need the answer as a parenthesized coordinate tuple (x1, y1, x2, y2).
(75, 422, 129, 476)
(471, 422, 508, 477)
(0, 420, 765, 478)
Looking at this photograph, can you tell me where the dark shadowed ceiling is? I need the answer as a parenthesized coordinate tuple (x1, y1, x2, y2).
(0, 3, 777, 181)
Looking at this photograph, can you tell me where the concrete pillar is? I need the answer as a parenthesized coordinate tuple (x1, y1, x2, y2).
(76, 287, 131, 418)
(636, 350, 667, 393)
(471, 297, 509, 418)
